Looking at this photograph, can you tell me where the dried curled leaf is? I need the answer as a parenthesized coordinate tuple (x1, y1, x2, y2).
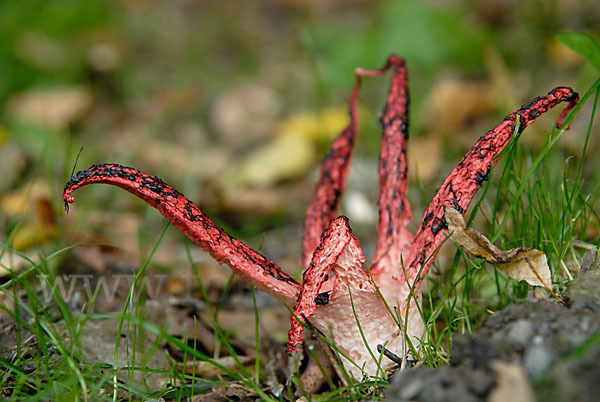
(445, 208, 551, 288)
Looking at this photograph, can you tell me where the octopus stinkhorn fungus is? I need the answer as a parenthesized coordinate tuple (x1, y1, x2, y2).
(64, 55, 578, 380)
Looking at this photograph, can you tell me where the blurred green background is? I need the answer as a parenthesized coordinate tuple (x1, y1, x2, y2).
(0, 0, 598, 267)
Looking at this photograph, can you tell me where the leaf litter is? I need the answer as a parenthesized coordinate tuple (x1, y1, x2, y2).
(445, 207, 552, 288)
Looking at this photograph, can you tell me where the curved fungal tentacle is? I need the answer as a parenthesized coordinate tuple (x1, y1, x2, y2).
(300, 78, 362, 268)
(64, 163, 301, 303)
(356, 56, 414, 276)
(290, 216, 360, 352)
(406, 87, 579, 290)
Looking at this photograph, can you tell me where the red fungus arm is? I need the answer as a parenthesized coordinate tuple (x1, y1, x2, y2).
(406, 87, 579, 288)
(301, 54, 413, 272)
(300, 80, 361, 268)
(356, 56, 414, 275)
(64, 163, 301, 303)
(289, 216, 365, 352)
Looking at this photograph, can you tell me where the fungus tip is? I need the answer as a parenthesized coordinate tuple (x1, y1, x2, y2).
(286, 343, 300, 354)
(555, 92, 579, 130)
(63, 196, 74, 213)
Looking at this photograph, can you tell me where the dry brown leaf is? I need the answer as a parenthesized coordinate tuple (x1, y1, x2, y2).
(426, 78, 495, 138)
(445, 207, 552, 289)
(8, 86, 93, 130)
(1, 179, 50, 216)
(10, 221, 55, 252)
(1, 180, 56, 252)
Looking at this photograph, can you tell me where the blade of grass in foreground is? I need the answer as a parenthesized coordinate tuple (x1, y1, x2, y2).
(112, 221, 170, 401)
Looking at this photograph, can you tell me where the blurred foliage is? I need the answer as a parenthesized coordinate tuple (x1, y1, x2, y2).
(557, 32, 600, 71)
(0, 0, 598, 251)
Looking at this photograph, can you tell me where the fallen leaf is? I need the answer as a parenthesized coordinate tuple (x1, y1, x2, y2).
(426, 78, 495, 139)
(1, 181, 56, 252)
(445, 207, 552, 288)
(220, 106, 348, 189)
(278, 106, 348, 146)
(231, 133, 317, 187)
(8, 86, 93, 130)
(10, 220, 55, 252)
(1, 179, 50, 216)
(211, 83, 281, 146)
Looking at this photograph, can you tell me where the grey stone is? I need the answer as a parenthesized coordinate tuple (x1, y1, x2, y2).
(507, 319, 534, 346)
(568, 270, 600, 312)
(580, 251, 599, 274)
(523, 342, 554, 378)
(397, 373, 425, 400)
